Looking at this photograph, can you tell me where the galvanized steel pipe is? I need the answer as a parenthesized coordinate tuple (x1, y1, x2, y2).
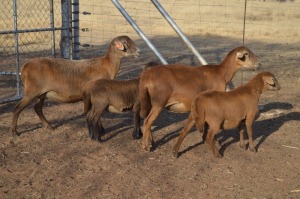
(111, 0, 168, 64)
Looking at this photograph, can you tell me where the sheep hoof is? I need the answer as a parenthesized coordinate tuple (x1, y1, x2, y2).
(99, 129, 106, 136)
(11, 130, 20, 137)
(215, 152, 222, 158)
(249, 148, 257, 153)
(46, 125, 55, 130)
(132, 131, 143, 140)
(143, 145, 151, 152)
(90, 136, 102, 142)
(138, 130, 143, 138)
(133, 134, 142, 140)
(240, 145, 247, 150)
(172, 151, 179, 158)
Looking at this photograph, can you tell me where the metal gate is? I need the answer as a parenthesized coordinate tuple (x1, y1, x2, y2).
(0, 0, 79, 104)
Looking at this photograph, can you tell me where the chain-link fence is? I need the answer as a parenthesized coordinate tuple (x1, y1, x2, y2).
(1, 0, 300, 103)
(0, 0, 76, 103)
(77, 0, 299, 91)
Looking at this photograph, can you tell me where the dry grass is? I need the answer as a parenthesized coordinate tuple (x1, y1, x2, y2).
(2, 0, 299, 47)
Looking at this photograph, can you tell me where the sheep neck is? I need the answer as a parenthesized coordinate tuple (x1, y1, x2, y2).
(103, 47, 122, 78)
(218, 55, 238, 84)
(245, 76, 264, 99)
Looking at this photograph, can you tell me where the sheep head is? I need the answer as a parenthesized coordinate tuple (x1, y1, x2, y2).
(235, 46, 260, 70)
(261, 72, 281, 91)
(112, 35, 140, 58)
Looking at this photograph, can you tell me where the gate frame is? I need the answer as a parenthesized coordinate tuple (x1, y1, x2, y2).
(0, 0, 80, 104)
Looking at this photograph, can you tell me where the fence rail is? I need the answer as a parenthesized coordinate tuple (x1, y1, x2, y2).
(1, 0, 299, 104)
(0, 0, 79, 104)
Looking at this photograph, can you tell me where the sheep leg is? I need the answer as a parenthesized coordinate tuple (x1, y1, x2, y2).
(92, 110, 105, 142)
(91, 115, 102, 142)
(245, 115, 257, 153)
(172, 114, 195, 158)
(97, 118, 105, 136)
(201, 123, 209, 142)
(86, 116, 104, 141)
(86, 111, 94, 138)
(238, 124, 246, 150)
(34, 94, 53, 130)
(194, 114, 207, 143)
(142, 106, 163, 151)
(88, 107, 104, 141)
(206, 127, 222, 158)
(132, 109, 142, 140)
(11, 95, 36, 136)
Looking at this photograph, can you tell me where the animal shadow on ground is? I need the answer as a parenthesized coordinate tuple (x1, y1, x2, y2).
(15, 113, 85, 136)
(149, 110, 190, 151)
(217, 102, 298, 156)
(97, 109, 189, 143)
(99, 112, 134, 142)
(77, 110, 139, 142)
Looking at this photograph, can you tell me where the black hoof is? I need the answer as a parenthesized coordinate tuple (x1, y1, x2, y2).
(172, 151, 179, 158)
(249, 148, 257, 153)
(132, 134, 142, 140)
(11, 130, 20, 136)
(240, 145, 247, 150)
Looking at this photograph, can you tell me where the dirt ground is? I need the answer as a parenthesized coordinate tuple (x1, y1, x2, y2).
(1, 35, 300, 199)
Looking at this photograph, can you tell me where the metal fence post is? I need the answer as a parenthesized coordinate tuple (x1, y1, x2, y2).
(72, 0, 80, 60)
(61, 0, 71, 59)
(112, 0, 168, 65)
(151, 0, 207, 65)
(13, 0, 21, 97)
(49, 0, 56, 57)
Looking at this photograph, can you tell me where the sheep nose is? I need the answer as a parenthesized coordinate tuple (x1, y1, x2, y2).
(135, 48, 141, 57)
(276, 83, 281, 91)
(254, 62, 261, 70)
(257, 62, 261, 67)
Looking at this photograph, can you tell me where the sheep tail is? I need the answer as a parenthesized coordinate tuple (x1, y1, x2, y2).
(82, 89, 92, 115)
(139, 84, 151, 118)
(192, 98, 206, 134)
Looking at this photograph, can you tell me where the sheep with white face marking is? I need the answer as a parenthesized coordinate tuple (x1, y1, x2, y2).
(83, 61, 158, 141)
(11, 36, 140, 136)
(172, 71, 281, 158)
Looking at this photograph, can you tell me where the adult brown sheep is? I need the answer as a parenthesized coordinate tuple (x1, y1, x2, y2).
(11, 36, 140, 136)
(139, 46, 260, 151)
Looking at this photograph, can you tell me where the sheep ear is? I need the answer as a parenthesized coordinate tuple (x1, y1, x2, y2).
(265, 76, 275, 85)
(115, 42, 124, 51)
(237, 52, 244, 59)
(237, 51, 248, 61)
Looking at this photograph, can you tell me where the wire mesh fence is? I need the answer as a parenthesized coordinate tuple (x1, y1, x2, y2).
(78, 0, 300, 60)
(78, 0, 300, 94)
(0, 0, 70, 103)
(1, 0, 300, 104)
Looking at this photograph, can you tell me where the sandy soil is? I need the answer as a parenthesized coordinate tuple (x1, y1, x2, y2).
(1, 35, 300, 198)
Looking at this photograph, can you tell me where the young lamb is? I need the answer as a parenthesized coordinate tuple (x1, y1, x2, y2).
(172, 71, 281, 158)
(11, 36, 140, 136)
(139, 46, 260, 151)
(83, 61, 158, 141)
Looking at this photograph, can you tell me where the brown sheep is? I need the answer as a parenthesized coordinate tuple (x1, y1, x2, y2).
(172, 71, 281, 158)
(11, 36, 140, 136)
(139, 46, 260, 151)
(83, 61, 158, 141)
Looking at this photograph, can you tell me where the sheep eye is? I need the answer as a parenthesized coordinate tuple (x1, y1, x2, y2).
(239, 55, 246, 61)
